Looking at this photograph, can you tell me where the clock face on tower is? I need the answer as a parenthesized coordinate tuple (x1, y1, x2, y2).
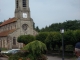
(22, 24, 28, 31)
(23, 13, 27, 18)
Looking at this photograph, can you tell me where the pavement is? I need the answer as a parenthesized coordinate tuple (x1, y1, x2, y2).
(0, 53, 8, 60)
(0, 57, 8, 60)
(47, 56, 74, 60)
(0, 55, 76, 60)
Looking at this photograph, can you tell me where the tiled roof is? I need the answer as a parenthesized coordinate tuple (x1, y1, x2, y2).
(0, 17, 18, 27)
(0, 29, 16, 37)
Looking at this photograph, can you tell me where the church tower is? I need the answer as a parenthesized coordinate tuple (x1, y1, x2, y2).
(15, 0, 35, 35)
(15, 0, 31, 19)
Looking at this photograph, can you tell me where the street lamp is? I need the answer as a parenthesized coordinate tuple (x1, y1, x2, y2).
(60, 29, 64, 60)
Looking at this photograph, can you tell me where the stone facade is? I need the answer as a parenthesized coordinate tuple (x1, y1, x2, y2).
(0, 0, 37, 49)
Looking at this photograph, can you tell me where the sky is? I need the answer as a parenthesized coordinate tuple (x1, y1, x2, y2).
(0, 0, 80, 29)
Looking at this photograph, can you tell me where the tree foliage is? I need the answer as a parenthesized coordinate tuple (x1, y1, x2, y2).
(36, 32, 49, 43)
(36, 20, 80, 32)
(23, 40, 47, 54)
(22, 40, 47, 60)
(17, 35, 35, 44)
(45, 32, 61, 50)
(64, 30, 75, 45)
(35, 30, 80, 51)
(74, 30, 80, 42)
(35, 26, 40, 32)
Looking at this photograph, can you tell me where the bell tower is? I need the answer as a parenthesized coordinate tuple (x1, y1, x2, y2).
(15, 0, 35, 35)
(15, 0, 31, 19)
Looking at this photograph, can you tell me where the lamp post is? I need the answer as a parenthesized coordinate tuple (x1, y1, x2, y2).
(60, 29, 64, 60)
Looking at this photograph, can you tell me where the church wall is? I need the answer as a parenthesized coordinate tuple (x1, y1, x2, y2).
(9, 28, 23, 48)
(16, 19, 34, 35)
(0, 22, 17, 32)
(0, 37, 8, 48)
(7, 36, 13, 49)
(16, 19, 21, 29)
(0, 21, 17, 49)
(0, 27, 3, 32)
(0, 38, 2, 48)
(9, 22, 16, 30)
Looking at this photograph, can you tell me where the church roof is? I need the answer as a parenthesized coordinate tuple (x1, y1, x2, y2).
(0, 17, 18, 27)
(0, 29, 16, 37)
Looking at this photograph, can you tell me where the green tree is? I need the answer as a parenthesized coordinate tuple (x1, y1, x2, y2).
(74, 30, 80, 42)
(40, 20, 80, 32)
(36, 32, 49, 43)
(64, 30, 75, 45)
(63, 30, 76, 51)
(45, 32, 56, 50)
(54, 32, 62, 52)
(35, 26, 40, 32)
(17, 35, 35, 44)
(22, 40, 47, 60)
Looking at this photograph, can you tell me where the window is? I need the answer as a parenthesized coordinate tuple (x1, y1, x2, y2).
(13, 37, 16, 45)
(23, 0, 26, 7)
(16, 0, 18, 8)
(15, 25, 16, 29)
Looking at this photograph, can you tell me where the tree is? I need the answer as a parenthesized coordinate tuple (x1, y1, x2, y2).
(74, 30, 80, 42)
(45, 32, 56, 50)
(40, 20, 80, 32)
(54, 32, 62, 52)
(63, 30, 76, 51)
(36, 32, 48, 43)
(64, 30, 75, 45)
(22, 40, 47, 60)
(35, 26, 40, 32)
(17, 35, 35, 44)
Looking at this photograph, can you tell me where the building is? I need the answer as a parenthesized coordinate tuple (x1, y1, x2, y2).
(0, 0, 37, 49)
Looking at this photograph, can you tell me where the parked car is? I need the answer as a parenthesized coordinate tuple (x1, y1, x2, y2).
(1, 49, 20, 54)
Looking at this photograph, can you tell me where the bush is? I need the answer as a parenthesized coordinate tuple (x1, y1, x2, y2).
(8, 52, 28, 60)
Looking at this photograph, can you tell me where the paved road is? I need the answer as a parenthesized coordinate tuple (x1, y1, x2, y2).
(47, 56, 73, 60)
(0, 56, 75, 60)
(0, 57, 8, 60)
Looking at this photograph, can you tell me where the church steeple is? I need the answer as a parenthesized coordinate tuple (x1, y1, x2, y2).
(15, 0, 30, 19)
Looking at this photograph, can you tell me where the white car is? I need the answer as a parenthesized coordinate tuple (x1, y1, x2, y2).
(1, 49, 20, 54)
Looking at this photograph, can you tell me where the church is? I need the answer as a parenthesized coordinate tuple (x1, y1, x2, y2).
(0, 0, 37, 49)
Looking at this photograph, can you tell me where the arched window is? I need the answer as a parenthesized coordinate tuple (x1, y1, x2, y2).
(16, 0, 18, 8)
(13, 37, 16, 45)
(23, 0, 26, 7)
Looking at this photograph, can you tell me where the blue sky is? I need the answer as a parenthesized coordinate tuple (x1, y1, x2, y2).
(0, 0, 80, 29)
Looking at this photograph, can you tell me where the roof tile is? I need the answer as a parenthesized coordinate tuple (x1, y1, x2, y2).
(0, 17, 18, 26)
